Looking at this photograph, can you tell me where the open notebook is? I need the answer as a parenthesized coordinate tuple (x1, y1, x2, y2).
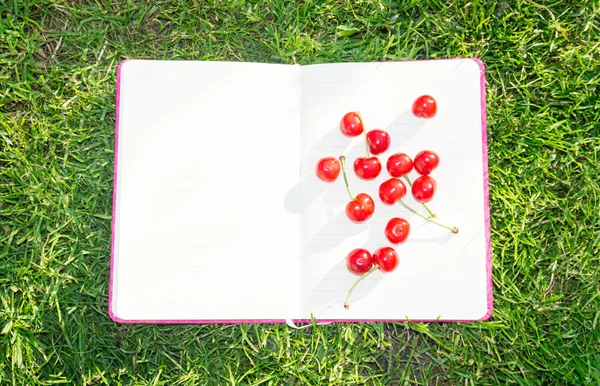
(110, 58, 492, 324)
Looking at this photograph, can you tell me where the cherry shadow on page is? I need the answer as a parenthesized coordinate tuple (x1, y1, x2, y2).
(302, 142, 384, 255)
(284, 109, 427, 215)
(407, 231, 454, 244)
(384, 109, 427, 148)
(283, 125, 341, 215)
(284, 111, 438, 255)
(284, 111, 454, 313)
(304, 222, 458, 314)
(305, 257, 383, 310)
(283, 182, 303, 213)
(284, 123, 376, 254)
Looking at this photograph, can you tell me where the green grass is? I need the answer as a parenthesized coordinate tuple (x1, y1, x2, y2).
(1, 0, 599, 384)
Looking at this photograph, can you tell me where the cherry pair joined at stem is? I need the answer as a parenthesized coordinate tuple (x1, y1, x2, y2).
(340, 155, 457, 233)
(379, 177, 457, 238)
(345, 247, 399, 309)
(354, 129, 390, 180)
(388, 150, 439, 177)
(339, 112, 391, 154)
(385, 151, 439, 217)
(377, 174, 411, 244)
(339, 156, 375, 223)
(408, 150, 440, 217)
(316, 156, 457, 233)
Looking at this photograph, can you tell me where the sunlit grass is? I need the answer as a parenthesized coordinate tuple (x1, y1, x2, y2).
(1, 0, 599, 384)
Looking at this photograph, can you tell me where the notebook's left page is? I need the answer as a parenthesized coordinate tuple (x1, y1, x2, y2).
(110, 60, 302, 322)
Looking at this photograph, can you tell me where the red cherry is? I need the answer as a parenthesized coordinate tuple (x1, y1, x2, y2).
(385, 218, 411, 244)
(346, 248, 373, 275)
(344, 245, 400, 309)
(412, 175, 437, 203)
(414, 150, 440, 175)
(346, 193, 375, 223)
(378, 178, 407, 205)
(339, 112, 364, 137)
(353, 157, 382, 180)
(386, 153, 413, 177)
(366, 130, 391, 155)
(316, 157, 341, 182)
(412, 95, 437, 119)
(373, 247, 399, 272)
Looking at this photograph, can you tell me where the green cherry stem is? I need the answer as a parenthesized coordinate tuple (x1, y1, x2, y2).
(339, 156, 355, 200)
(344, 265, 378, 310)
(363, 130, 370, 158)
(403, 174, 436, 218)
(398, 200, 459, 234)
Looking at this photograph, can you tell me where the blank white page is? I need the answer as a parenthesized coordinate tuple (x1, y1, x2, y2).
(111, 60, 302, 322)
(300, 59, 490, 321)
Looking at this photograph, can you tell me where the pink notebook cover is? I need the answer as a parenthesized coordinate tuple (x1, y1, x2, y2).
(109, 58, 492, 324)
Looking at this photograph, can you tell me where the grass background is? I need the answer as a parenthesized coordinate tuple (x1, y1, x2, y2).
(1, 0, 599, 384)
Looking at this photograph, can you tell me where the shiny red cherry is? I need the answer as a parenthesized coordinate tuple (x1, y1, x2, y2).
(412, 95, 437, 119)
(339, 112, 364, 137)
(386, 153, 413, 177)
(373, 247, 399, 272)
(353, 157, 382, 180)
(378, 178, 407, 205)
(412, 175, 437, 203)
(385, 218, 411, 244)
(315, 157, 341, 182)
(414, 150, 440, 175)
(346, 248, 373, 275)
(346, 193, 375, 223)
(366, 130, 391, 155)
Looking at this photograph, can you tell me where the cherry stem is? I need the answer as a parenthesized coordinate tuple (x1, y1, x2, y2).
(403, 175, 436, 218)
(344, 265, 378, 310)
(403, 174, 413, 187)
(339, 156, 355, 200)
(398, 200, 458, 234)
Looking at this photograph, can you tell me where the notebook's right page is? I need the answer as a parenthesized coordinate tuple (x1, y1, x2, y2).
(299, 59, 490, 321)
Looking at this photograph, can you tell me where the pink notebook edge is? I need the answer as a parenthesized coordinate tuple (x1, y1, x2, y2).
(108, 57, 493, 325)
